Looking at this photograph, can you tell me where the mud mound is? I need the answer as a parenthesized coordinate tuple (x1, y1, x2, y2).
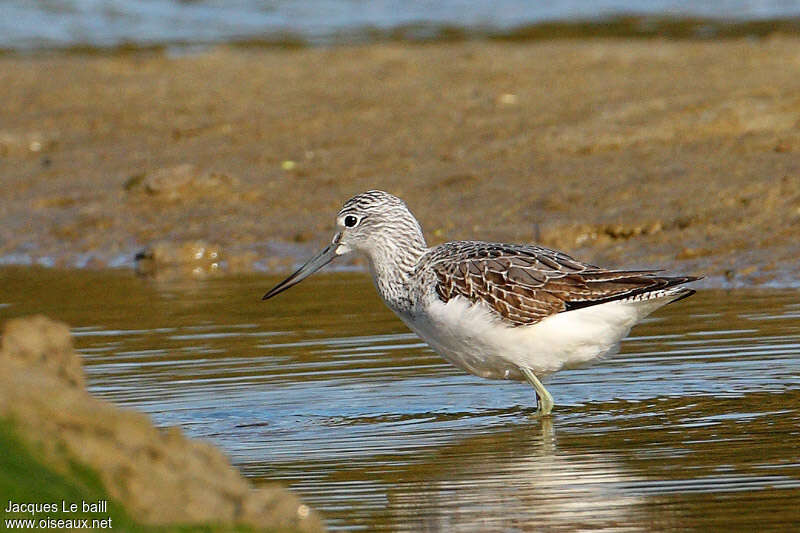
(1, 315, 85, 388)
(124, 163, 240, 202)
(135, 240, 224, 279)
(0, 315, 324, 532)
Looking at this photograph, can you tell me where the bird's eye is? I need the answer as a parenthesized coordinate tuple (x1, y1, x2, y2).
(344, 215, 359, 228)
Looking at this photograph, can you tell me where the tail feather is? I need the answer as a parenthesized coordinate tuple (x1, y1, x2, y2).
(664, 287, 696, 305)
(565, 274, 701, 311)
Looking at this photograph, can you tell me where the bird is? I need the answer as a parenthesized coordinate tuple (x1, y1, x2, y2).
(263, 190, 699, 416)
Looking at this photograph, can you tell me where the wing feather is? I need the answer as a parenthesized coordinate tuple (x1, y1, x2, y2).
(426, 241, 698, 326)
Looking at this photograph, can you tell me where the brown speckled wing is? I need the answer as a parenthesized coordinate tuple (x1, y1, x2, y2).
(427, 241, 697, 326)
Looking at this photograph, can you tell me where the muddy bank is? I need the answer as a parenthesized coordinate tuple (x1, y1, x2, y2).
(0, 315, 324, 531)
(1, 39, 799, 285)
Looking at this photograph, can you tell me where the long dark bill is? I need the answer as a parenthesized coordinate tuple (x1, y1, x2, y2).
(262, 244, 337, 300)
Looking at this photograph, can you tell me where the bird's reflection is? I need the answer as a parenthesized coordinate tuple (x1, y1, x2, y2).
(386, 418, 648, 532)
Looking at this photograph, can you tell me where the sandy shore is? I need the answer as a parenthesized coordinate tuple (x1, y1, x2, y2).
(1, 39, 799, 285)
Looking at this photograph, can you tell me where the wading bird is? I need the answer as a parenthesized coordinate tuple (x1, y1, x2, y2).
(263, 191, 698, 416)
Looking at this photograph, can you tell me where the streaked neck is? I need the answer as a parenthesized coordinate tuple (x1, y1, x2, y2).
(366, 232, 428, 312)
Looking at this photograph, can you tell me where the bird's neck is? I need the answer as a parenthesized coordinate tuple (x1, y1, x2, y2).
(366, 234, 428, 313)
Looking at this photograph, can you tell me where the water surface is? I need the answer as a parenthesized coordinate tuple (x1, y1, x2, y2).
(1, 266, 799, 531)
(3, 0, 800, 50)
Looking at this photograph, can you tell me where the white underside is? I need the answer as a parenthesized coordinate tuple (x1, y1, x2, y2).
(398, 292, 684, 381)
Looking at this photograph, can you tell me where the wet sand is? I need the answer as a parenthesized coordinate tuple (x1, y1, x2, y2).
(1, 38, 799, 285)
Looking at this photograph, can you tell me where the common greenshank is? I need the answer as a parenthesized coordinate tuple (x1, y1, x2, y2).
(263, 190, 699, 416)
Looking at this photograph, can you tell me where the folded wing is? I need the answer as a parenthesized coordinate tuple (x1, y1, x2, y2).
(428, 241, 698, 326)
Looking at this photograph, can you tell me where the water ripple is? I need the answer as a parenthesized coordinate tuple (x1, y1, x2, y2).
(2, 269, 799, 531)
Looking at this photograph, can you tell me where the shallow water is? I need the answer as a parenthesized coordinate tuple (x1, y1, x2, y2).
(3, 0, 800, 50)
(1, 266, 799, 531)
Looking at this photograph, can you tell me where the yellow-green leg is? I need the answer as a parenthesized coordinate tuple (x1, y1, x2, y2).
(520, 367, 554, 416)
